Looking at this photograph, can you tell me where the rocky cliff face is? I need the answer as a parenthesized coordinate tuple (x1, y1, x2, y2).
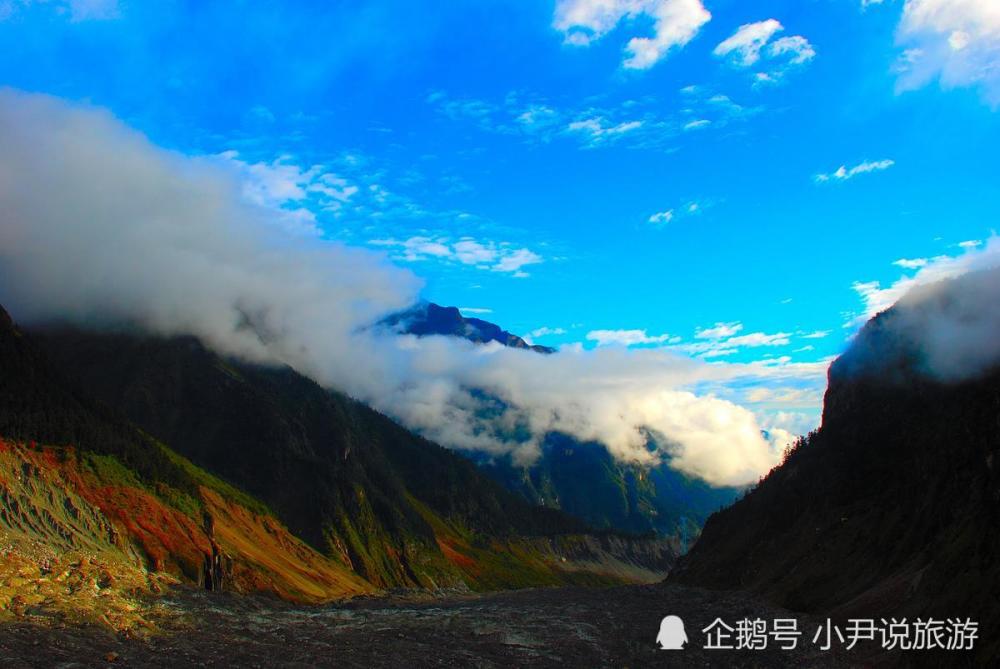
(671, 278, 1000, 665)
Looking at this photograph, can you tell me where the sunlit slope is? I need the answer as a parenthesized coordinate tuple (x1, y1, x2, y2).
(0, 440, 372, 605)
(0, 303, 370, 606)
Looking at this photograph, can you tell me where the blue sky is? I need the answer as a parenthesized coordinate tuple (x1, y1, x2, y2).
(2, 0, 999, 438)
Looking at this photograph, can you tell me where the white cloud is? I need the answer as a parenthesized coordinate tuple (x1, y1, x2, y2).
(714, 19, 784, 66)
(745, 387, 822, 408)
(726, 331, 792, 347)
(647, 199, 703, 228)
(214, 151, 359, 234)
(815, 158, 895, 182)
(370, 237, 544, 277)
(515, 104, 559, 130)
(801, 330, 831, 339)
(586, 329, 677, 347)
(683, 118, 711, 131)
(430, 88, 756, 152)
(648, 210, 674, 225)
(672, 324, 791, 360)
(566, 116, 643, 146)
(755, 409, 820, 439)
(768, 35, 817, 65)
(459, 307, 493, 315)
(695, 321, 744, 339)
(493, 248, 544, 276)
(453, 238, 500, 264)
(529, 326, 567, 339)
(714, 18, 815, 82)
(554, 0, 712, 70)
(893, 257, 929, 269)
(895, 0, 1000, 107)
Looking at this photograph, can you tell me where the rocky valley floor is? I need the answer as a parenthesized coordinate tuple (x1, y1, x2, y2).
(0, 583, 860, 668)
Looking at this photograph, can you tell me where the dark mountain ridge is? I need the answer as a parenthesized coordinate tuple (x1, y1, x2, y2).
(671, 273, 1000, 664)
(382, 302, 556, 354)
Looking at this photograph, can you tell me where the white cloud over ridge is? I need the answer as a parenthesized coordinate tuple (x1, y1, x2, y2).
(0, 89, 794, 487)
(849, 239, 1000, 326)
(851, 240, 1000, 381)
(554, 0, 711, 70)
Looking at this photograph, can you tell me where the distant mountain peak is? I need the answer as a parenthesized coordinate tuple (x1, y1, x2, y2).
(382, 302, 556, 354)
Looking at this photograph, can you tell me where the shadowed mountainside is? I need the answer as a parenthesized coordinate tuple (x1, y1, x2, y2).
(28, 321, 675, 592)
(474, 435, 740, 547)
(671, 278, 1000, 665)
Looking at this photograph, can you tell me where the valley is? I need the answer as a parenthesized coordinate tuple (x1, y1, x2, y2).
(0, 583, 850, 668)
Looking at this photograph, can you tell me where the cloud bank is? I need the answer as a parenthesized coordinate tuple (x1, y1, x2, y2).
(0, 89, 789, 487)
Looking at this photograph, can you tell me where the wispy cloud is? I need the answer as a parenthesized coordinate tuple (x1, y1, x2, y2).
(370, 236, 543, 277)
(815, 158, 895, 182)
(428, 88, 758, 151)
(216, 151, 359, 235)
(529, 326, 567, 339)
(648, 210, 674, 225)
(695, 321, 743, 339)
(683, 118, 711, 131)
(647, 200, 702, 228)
(586, 329, 679, 347)
(567, 117, 644, 146)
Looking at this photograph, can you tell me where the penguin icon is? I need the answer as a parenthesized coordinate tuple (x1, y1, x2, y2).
(656, 615, 688, 650)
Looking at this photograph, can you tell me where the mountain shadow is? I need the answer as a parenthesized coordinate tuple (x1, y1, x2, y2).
(671, 272, 1000, 665)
